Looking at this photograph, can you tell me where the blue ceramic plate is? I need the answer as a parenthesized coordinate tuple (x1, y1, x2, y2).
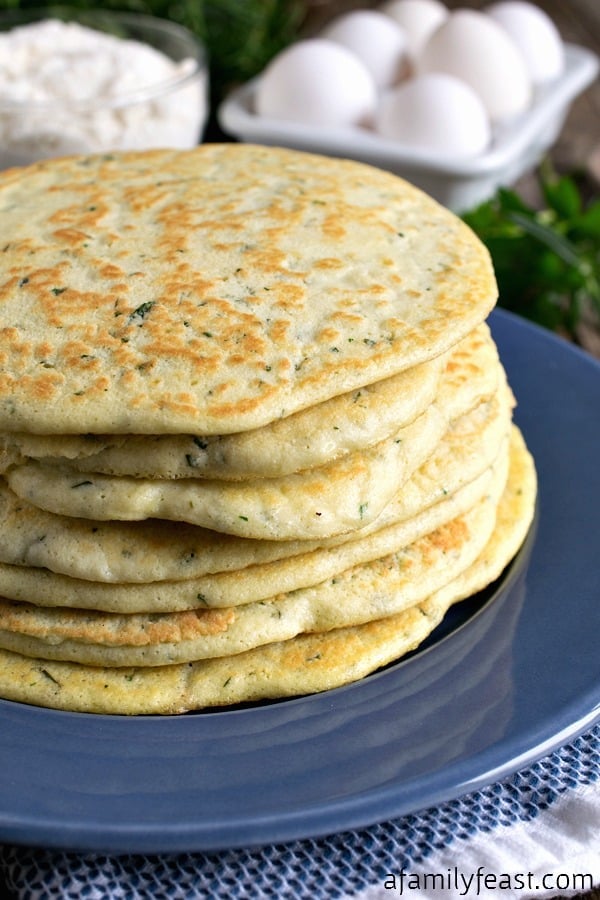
(0, 309, 599, 854)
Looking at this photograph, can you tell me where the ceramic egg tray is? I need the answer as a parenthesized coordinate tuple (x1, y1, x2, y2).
(218, 43, 598, 212)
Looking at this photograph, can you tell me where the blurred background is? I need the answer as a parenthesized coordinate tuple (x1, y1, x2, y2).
(1, 0, 598, 350)
(303, 1, 600, 175)
(1, 0, 597, 166)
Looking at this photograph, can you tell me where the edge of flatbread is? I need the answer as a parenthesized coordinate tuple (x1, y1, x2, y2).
(0, 144, 496, 434)
(0, 426, 536, 714)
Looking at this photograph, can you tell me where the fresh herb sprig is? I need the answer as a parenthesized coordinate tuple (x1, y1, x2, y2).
(462, 164, 600, 341)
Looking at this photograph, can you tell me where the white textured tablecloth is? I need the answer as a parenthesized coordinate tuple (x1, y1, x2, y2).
(1, 722, 598, 899)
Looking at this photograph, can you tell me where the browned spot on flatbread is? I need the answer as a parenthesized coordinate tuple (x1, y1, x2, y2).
(0, 144, 496, 433)
(419, 515, 470, 566)
(0, 598, 237, 647)
(51, 228, 92, 246)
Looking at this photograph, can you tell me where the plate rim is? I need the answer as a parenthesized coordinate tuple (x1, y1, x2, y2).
(1, 308, 599, 855)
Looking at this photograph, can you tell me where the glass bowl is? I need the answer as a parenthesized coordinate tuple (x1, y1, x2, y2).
(0, 7, 208, 169)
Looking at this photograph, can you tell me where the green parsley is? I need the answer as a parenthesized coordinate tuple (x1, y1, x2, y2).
(462, 163, 600, 340)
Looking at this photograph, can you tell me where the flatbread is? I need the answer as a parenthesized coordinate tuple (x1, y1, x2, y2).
(0, 441, 507, 614)
(0, 426, 536, 714)
(0, 144, 496, 435)
(0, 441, 509, 666)
(0, 353, 445, 480)
(4, 403, 446, 540)
(0, 324, 500, 480)
(0, 381, 512, 589)
(3, 346, 503, 542)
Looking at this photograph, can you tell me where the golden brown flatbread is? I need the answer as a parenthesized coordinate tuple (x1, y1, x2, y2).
(0, 144, 496, 435)
(0, 426, 536, 713)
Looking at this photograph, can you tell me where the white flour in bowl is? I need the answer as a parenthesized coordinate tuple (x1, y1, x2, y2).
(0, 18, 207, 167)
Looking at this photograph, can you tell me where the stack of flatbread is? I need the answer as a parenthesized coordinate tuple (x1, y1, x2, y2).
(0, 144, 536, 715)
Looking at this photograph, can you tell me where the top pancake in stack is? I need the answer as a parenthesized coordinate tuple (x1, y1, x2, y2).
(0, 143, 495, 435)
(0, 144, 536, 714)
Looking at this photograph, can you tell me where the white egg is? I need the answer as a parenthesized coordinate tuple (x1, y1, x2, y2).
(486, 1, 565, 84)
(254, 39, 377, 127)
(321, 10, 409, 89)
(417, 9, 532, 121)
(378, 0, 448, 61)
(375, 72, 491, 157)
